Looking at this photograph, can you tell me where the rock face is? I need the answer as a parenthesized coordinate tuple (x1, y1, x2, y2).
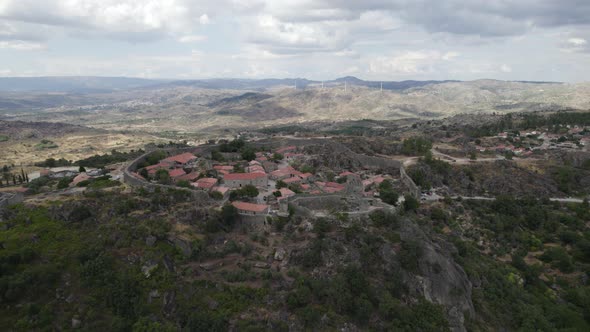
(398, 221, 474, 332)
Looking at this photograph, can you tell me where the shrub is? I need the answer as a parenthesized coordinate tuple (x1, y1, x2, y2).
(404, 195, 420, 212)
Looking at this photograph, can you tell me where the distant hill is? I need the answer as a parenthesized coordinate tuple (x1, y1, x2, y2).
(0, 76, 462, 92)
(0, 76, 166, 93)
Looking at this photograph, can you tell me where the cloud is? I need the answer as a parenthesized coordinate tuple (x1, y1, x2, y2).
(368, 50, 460, 75)
(559, 33, 590, 53)
(568, 37, 587, 46)
(0, 0, 214, 42)
(178, 35, 207, 43)
(199, 14, 211, 25)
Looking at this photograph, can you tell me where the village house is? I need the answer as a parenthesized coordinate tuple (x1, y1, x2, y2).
(169, 168, 187, 181)
(299, 172, 314, 183)
(232, 201, 270, 216)
(162, 152, 197, 167)
(283, 176, 302, 185)
(211, 186, 230, 198)
(247, 164, 266, 174)
(223, 172, 268, 188)
(192, 177, 218, 190)
(322, 181, 346, 193)
(214, 165, 234, 172)
(146, 162, 171, 176)
(277, 187, 296, 201)
(176, 172, 200, 182)
(270, 166, 302, 181)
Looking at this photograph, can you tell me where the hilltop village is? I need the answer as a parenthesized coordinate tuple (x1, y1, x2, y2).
(126, 138, 414, 221)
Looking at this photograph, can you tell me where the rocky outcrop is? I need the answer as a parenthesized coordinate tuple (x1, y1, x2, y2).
(398, 221, 474, 332)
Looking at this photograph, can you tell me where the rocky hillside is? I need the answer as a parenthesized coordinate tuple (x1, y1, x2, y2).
(2, 175, 590, 330)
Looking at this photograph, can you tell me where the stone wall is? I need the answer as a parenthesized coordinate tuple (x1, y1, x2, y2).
(238, 214, 269, 232)
(400, 165, 420, 198)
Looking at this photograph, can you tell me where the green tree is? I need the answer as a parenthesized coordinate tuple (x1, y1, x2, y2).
(272, 153, 284, 161)
(378, 180, 399, 205)
(404, 194, 420, 212)
(176, 180, 191, 188)
(221, 204, 238, 228)
(241, 148, 256, 161)
(401, 136, 432, 156)
(155, 169, 171, 184)
(57, 177, 72, 189)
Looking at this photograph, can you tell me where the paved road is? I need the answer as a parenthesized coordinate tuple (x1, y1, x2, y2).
(431, 148, 507, 165)
(422, 195, 586, 204)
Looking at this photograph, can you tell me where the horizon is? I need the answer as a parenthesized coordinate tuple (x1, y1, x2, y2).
(0, 75, 573, 84)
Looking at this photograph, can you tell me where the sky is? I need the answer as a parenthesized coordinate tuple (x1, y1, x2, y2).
(0, 0, 589, 82)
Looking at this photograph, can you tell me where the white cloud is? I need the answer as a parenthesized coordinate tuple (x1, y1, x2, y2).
(199, 14, 211, 25)
(0, 40, 44, 50)
(0, 0, 214, 41)
(567, 37, 587, 46)
(178, 35, 207, 43)
(500, 64, 513, 73)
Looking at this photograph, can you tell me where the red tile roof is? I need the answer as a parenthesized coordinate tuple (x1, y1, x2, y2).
(283, 176, 301, 184)
(163, 152, 196, 164)
(271, 166, 302, 178)
(146, 163, 168, 171)
(211, 186, 229, 195)
(248, 165, 266, 173)
(224, 172, 267, 181)
(177, 172, 200, 181)
(193, 177, 218, 189)
(169, 169, 186, 178)
(232, 201, 269, 213)
(279, 188, 295, 197)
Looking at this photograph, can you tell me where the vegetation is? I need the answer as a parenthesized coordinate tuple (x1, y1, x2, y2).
(77, 149, 145, 168)
(35, 139, 58, 150)
(229, 185, 259, 201)
(378, 180, 399, 205)
(401, 136, 432, 156)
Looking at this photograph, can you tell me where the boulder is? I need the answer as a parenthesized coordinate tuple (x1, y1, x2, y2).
(145, 235, 157, 247)
(274, 248, 286, 261)
(141, 262, 158, 278)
